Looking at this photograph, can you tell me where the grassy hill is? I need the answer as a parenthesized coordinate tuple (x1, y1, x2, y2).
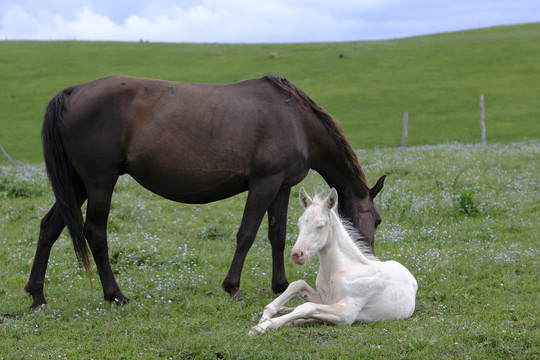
(1, 23, 539, 163)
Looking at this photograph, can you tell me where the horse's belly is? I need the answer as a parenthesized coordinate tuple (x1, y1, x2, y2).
(128, 167, 248, 204)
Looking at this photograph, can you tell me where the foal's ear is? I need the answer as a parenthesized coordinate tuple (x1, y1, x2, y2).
(369, 175, 386, 199)
(325, 188, 338, 210)
(299, 187, 313, 208)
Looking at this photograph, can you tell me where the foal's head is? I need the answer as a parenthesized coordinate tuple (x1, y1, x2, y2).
(291, 187, 338, 265)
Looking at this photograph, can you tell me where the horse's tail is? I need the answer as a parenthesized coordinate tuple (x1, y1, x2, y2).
(42, 89, 91, 276)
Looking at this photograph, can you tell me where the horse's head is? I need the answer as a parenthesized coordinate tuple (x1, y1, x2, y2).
(291, 187, 338, 265)
(338, 175, 386, 252)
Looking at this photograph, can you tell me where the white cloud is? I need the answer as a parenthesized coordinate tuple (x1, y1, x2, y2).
(1, 0, 539, 42)
(52, 8, 122, 40)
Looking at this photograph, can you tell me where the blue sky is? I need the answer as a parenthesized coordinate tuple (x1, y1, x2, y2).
(1, 0, 539, 43)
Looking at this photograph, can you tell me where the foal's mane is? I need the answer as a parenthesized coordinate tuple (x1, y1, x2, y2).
(340, 218, 379, 262)
(264, 75, 369, 187)
(312, 194, 379, 262)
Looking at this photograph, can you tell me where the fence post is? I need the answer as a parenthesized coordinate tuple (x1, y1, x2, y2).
(480, 94, 486, 145)
(401, 111, 408, 148)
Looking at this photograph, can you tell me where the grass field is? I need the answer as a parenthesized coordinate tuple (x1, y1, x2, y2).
(1, 23, 539, 359)
(0, 140, 538, 359)
(1, 23, 540, 163)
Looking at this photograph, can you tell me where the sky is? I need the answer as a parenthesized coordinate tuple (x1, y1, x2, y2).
(1, 0, 539, 43)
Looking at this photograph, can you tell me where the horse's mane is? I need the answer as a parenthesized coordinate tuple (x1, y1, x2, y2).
(264, 75, 369, 187)
(312, 194, 379, 262)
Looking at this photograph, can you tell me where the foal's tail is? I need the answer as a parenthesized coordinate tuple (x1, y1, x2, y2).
(42, 89, 91, 276)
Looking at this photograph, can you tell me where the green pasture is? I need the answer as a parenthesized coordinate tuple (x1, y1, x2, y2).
(1, 23, 540, 163)
(0, 141, 538, 359)
(0, 23, 539, 359)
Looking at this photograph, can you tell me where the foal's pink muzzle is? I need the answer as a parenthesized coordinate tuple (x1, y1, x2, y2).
(291, 248, 307, 265)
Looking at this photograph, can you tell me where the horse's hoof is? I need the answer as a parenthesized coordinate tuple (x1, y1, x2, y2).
(272, 281, 289, 294)
(105, 294, 131, 306)
(30, 303, 49, 311)
(113, 296, 131, 306)
(228, 289, 243, 303)
(222, 283, 242, 300)
(222, 282, 241, 297)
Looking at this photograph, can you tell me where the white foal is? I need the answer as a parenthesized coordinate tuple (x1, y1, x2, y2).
(249, 187, 417, 335)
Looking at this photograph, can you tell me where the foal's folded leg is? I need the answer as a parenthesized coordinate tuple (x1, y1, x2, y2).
(249, 280, 323, 335)
(259, 280, 321, 322)
(251, 301, 352, 334)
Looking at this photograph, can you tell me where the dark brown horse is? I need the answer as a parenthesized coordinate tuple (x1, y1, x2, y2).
(24, 75, 385, 309)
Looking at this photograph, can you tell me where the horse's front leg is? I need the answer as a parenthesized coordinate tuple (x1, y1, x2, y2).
(84, 182, 130, 305)
(267, 187, 291, 294)
(222, 177, 283, 297)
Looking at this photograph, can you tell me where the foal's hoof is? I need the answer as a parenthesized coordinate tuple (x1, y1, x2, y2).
(248, 325, 264, 336)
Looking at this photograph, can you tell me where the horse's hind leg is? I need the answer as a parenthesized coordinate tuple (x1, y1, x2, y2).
(84, 180, 130, 305)
(267, 187, 291, 294)
(25, 204, 66, 309)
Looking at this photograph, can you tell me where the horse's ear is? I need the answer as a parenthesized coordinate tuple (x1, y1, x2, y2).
(299, 187, 313, 208)
(325, 188, 338, 210)
(369, 175, 386, 199)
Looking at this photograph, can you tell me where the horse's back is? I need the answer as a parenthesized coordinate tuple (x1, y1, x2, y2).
(59, 76, 312, 203)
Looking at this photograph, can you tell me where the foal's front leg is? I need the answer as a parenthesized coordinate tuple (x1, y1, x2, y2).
(260, 280, 321, 321)
(251, 301, 352, 334)
(249, 280, 321, 335)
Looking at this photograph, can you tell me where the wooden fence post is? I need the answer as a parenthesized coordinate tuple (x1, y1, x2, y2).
(480, 94, 486, 145)
(401, 111, 408, 148)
